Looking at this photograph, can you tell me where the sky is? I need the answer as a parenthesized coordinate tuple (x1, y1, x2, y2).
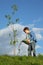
(0, 0, 43, 29)
(0, 0, 43, 55)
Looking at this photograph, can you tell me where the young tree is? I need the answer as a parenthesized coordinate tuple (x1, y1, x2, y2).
(5, 4, 19, 55)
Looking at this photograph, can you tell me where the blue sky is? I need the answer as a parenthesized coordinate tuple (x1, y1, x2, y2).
(0, 0, 43, 55)
(0, 0, 43, 29)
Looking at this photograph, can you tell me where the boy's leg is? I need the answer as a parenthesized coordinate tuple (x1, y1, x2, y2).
(28, 44, 31, 56)
(32, 42, 36, 56)
(33, 45, 36, 56)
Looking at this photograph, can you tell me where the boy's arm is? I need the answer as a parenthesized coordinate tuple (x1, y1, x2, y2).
(30, 31, 37, 43)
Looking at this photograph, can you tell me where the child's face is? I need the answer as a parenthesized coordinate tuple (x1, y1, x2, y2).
(25, 29, 30, 34)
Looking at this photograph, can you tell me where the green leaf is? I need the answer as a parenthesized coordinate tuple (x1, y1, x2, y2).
(7, 21, 11, 26)
(11, 4, 18, 12)
(13, 40, 16, 44)
(16, 18, 19, 22)
(5, 15, 11, 20)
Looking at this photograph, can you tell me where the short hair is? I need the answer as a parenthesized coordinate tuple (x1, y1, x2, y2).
(23, 27, 30, 32)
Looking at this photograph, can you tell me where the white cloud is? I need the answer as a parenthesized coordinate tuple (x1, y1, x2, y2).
(7, 48, 18, 56)
(0, 24, 25, 55)
(33, 18, 42, 23)
(32, 28, 43, 32)
(18, 43, 28, 56)
(35, 45, 42, 49)
(0, 24, 43, 56)
(35, 33, 43, 40)
(32, 28, 43, 40)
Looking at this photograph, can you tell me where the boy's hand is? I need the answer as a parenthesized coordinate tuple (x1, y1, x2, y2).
(22, 39, 30, 45)
(26, 39, 30, 43)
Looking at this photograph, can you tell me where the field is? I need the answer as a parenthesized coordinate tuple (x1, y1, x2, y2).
(0, 55, 43, 65)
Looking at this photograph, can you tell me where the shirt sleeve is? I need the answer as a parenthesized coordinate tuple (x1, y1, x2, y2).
(30, 31, 37, 43)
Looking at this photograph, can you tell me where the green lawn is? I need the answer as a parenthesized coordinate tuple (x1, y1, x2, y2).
(0, 55, 43, 65)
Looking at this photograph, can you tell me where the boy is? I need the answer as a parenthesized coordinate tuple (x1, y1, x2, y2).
(23, 27, 37, 56)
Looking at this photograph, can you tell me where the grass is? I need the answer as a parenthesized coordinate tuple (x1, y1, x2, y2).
(0, 55, 43, 65)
